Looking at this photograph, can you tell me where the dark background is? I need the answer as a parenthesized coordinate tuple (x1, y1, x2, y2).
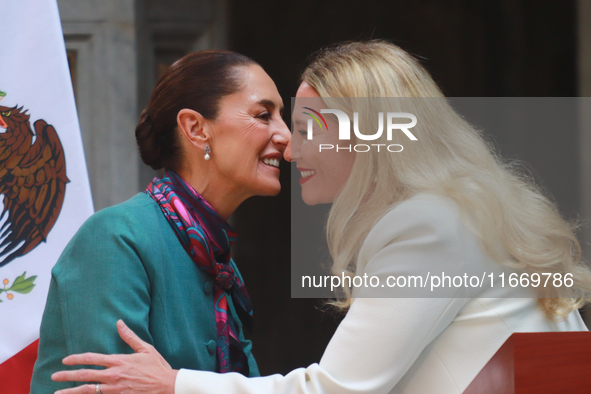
(227, 0, 579, 376)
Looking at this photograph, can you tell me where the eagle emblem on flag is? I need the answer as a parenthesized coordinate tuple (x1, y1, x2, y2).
(0, 92, 69, 268)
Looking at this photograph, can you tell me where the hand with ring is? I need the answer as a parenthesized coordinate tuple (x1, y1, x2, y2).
(52, 320, 178, 394)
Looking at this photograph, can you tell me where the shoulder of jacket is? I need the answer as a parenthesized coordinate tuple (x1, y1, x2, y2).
(87, 193, 158, 226)
(51, 194, 161, 277)
(69, 193, 163, 248)
(361, 193, 469, 258)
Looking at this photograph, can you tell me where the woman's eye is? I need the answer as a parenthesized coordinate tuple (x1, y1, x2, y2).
(298, 129, 307, 136)
(257, 112, 272, 121)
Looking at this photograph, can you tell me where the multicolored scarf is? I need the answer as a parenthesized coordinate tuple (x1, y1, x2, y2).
(145, 169, 252, 375)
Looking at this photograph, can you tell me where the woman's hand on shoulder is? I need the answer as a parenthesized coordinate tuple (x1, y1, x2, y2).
(52, 320, 178, 394)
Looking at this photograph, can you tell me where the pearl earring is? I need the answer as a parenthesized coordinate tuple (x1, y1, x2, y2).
(204, 145, 211, 160)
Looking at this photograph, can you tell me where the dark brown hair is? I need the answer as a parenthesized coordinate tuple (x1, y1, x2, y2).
(136, 50, 257, 170)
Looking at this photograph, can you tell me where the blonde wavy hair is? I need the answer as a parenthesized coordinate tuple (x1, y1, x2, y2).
(301, 40, 591, 319)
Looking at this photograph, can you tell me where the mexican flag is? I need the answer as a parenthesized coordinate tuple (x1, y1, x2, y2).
(0, 0, 94, 392)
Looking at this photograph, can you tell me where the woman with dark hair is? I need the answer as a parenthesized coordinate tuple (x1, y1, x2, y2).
(29, 50, 290, 392)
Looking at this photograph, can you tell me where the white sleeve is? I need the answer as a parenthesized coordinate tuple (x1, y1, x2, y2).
(176, 198, 471, 394)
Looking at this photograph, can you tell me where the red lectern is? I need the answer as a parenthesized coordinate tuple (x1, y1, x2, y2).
(463, 332, 591, 393)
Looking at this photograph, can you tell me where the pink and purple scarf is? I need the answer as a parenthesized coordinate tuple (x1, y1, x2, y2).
(145, 169, 252, 375)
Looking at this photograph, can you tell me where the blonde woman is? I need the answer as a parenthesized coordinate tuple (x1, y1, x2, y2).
(53, 41, 590, 394)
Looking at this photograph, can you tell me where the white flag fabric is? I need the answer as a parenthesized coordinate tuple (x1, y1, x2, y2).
(0, 0, 93, 390)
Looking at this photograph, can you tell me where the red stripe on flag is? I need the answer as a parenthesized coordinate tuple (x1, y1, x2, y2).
(0, 339, 39, 393)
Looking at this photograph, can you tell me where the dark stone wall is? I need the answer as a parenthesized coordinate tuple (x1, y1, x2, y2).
(227, 0, 578, 376)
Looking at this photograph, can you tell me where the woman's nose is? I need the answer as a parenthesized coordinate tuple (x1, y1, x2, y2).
(284, 140, 292, 162)
(286, 130, 303, 162)
(272, 118, 291, 150)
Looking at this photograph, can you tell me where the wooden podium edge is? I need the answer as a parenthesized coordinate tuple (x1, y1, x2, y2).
(464, 332, 591, 394)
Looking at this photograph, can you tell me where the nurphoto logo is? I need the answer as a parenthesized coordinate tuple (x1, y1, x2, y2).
(303, 109, 417, 152)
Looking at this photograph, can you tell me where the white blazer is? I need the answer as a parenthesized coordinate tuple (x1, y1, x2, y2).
(176, 193, 588, 394)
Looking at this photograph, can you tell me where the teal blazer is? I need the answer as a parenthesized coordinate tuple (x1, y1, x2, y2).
(30, 193, 259, 393)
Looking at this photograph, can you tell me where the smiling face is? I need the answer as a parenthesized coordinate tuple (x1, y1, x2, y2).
(207, 65, 290, 200)
(289, 82, 355, 205)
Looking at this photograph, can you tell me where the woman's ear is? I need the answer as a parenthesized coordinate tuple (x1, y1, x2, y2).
(176, 109, 211, 150)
